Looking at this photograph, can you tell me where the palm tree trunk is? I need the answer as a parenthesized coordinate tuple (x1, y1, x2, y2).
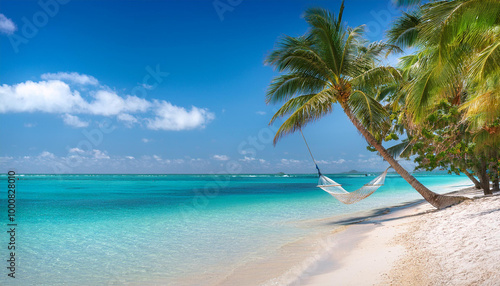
(478, 158, 492, 195)
(490, 150, 499, 193)
(493, 165, 499, 193)
(461, 168, 481, 189)
(341, 105, 468, 209)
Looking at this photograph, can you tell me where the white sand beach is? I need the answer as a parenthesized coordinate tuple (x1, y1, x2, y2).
(297, 187, 500, 286)
(212, 186, 500, 286)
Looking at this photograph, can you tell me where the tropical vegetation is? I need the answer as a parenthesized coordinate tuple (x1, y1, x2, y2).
(385, 0, 500, 194)
(263, 0, 480, 209)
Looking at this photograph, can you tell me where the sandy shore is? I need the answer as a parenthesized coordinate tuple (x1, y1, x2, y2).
(211, 186, 499, 286)
(297, 187, 500, 286)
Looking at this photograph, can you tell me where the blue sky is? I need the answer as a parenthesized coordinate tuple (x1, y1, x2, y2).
(0, 0, 414, 174)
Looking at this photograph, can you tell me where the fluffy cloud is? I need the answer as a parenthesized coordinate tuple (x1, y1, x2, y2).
(280, 159, 301, 164)
(62, 114, 89, 128)
(39, 151, 56, 159)
(69, 148, 85, 153)
(0, 74, 214, 131)
(117, 113, 138, 125)
(213, 154, 229, 161)
(86, 91, 150, 116)
(0, 14, 16, 34)
(0, 80, 86, 113)
(41, 72, 98, 85)
(146, 101, 215, 131)
(92, 149, 110, 159)
(240, 156, 256, 162)
(316, 159, 346, 164)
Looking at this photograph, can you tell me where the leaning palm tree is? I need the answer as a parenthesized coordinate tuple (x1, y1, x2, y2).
(265, 4, 467, 209)
(388, 0, 500, 192)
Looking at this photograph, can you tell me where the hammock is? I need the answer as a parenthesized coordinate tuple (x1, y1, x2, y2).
(318, 168, 390, 204)
(300, 129, 390, 204)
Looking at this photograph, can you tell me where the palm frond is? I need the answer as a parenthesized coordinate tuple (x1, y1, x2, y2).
(304, 7, 347, 77)
(269, 93, 321, 124)
(339, 25, 366, 76)
(264, 35, 334, 81)
(272, 88, 337, 144)
(348, 90, 390, 134)
(470, 41, 500, 80)
(350, 66, 401, 91)
(387, 140, 414, 158)
(266, 73, 328, 104)
(460, 76, 500, 130)
(387, 11, 422, 48)
(405, 69, 438, 121)
(393, 0, 422, 7)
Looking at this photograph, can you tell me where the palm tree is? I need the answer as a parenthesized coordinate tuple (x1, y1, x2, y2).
(387, 0, 500, 122)
(264, 4, 467, 209)
(388, 0, 500, 193)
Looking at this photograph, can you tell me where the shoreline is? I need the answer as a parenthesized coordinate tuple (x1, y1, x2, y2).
(297, 198, 433, 285)
(295, 186, 499, 285)
(209, 198, 449, 285)
(214, 184, 488, 286)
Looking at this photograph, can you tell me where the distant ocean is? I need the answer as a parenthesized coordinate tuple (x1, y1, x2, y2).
(0, 173, 472, 285)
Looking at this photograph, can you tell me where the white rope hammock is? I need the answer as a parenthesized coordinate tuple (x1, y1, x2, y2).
(300, 129, 390, 204)
(317, 168, 390, 204)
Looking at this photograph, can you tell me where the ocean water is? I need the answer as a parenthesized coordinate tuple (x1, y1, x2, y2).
(0, 173, 472, 285)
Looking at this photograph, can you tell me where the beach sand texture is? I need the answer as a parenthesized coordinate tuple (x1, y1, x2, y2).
(290, 188, 500, 286)
(387, 192, 500, 286)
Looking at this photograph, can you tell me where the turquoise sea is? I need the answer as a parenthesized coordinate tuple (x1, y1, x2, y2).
(0, 173, 472, 285)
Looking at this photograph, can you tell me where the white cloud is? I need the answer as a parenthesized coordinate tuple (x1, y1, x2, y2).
(0, 80, 86, 113)
(256, 111, 266, 115)
(280, 159, 301, 164)
(146, 101, 215, 131)
(142, 138, 151, 143)
(0, 14, 16, 34)
(69, 147, 85, 153)
(87, 91, 151, 116)
(259, 159, 266, 163)
(41, 72, 98, 85)
(0, 75, 215, 131)
(153, 155, 162, 161)
(93, 149, 110, 159)
(39, 151, 55, 159)
(117, 113, 138, 124)
(24, 123, 37, 128)
(315, 159, 346, 164)
(125, 156, 135, 160)
(62, 114, 89, 128)
(240, 156, 256, 162)
(213, 154, 229, 161)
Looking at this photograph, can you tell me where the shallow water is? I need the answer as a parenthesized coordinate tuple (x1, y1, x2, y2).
(0, 173, 471, 285)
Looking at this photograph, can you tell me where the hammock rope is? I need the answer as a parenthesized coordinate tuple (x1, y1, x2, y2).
(300, 129, 322, 176)
(299, 129, 390, 204)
